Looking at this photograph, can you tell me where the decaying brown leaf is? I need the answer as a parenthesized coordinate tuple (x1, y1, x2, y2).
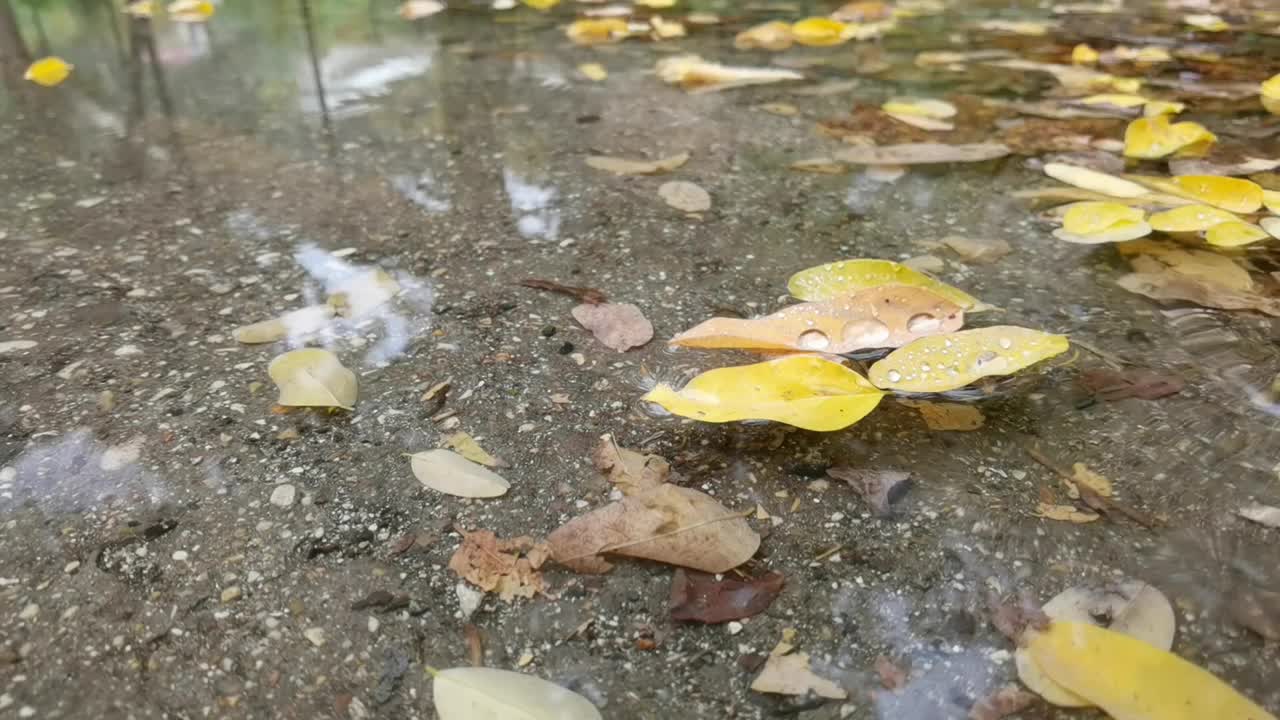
(968, 685, 1038, 720)
(1118, 240, 1254, 292)
(669, 569, 785, 623)
(901, 400, 986, 431)
(788, 157, 848, 174)
(571, 302, 654, 352)
(585, 152, 690, 176)
(447, 528, 549, 602)
(669, 286, 964, 354)
(1066, 462, 1113, 499)
(826, 466, 912, 515)
(592, 434, 669, 494)
(658, 180, 712, 213)
(999, 118, 1126, 154)
(1035, 497, 1101, 524)
(519, 278, 608, 305)
(939, 235, 1012, 263)
(1080, 368, 1185, 400)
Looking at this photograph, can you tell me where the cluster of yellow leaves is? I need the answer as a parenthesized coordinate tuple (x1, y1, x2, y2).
(731, 3, 898, 51)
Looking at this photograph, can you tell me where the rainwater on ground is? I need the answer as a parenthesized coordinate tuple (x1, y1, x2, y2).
(1, 1, 1279, 718)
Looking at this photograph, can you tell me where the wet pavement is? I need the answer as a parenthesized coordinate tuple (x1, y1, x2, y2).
(1, 1, 1279, 718)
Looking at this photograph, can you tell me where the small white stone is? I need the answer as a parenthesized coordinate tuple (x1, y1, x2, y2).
(269, 484, 297, 508)
(220, 586, 242, 603)
(19, 706, 36, 718)
(18, 603, 39, 621)
(113, 344, 143, 356)
(456, 582, 484, 620)
(367, 616, 380, 634)
(726, 621, 744, 635)
(64, 561, 80, 574)
(0, 693, 12, 710)
(303, 627, 326, 647)
(172, 550, 189, 562)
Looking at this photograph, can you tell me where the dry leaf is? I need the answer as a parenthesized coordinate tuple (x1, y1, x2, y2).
(1116, 272, 1280, 317)
(834, 142, 1010, 166)
(447, 528, 548, 601)
(430, 667, 601, 720)
(571, 302, 653, 352)
(409, 449, 510, 498)
(591, 433, 669, 494)
(656, 55, 803, 94)
(658, 180, 712, 213)
(789, 157, 847, 174)
(1079, 367, 1184, 400)
(969, 685, 1038, 720)
(1067, 463, 1113, 499)
(903, 401, 985, 431)
(443, 432, 508, 468)
(939, 235, 1011, 263)
(826, 467, 911, 516)
(519, 278, 608, 305)
(1118, 240, 1254, 291)
(585, 152, 689, 175)
(751, 652, 847, 699)
(669, 569, 785, 623)
(267, 348, 358, 409)
(1239, 503, 1280, 528)
(1035, 503, 1101, 523)
(400, 0, 445, 19)
(669, 286, 964, 354)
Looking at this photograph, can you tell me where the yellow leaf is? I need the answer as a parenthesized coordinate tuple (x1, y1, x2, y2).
(24, 57, 72, 87)
(1026, 621, 1277, 720)
(1143, 100, 1185, 116)
(636, 0, 676, 6)
(1043, 163, 1148, 198)
(267, 348, 358, 410)
(1061, 201, 1145, 235)
(881, 98, 957, 119)
(1077, 93, 1147, 108)
(1068, 463, 1113, 497)
(577, 63, 607, 81)
(642, 356, 885, 432)
(1071, 43, 1099, 64)
(521, 0, 559, 9)
(1182, 13, 1229, 31)
(650, 16, 685, 39)
(1265, 189, 1280, 214)
(443, 432, 508, 468)
(868, 326, 1070, 393)
(977, 19, 1050, 35)
(791, 17, 849, 46)
(1053, 220, 1151, 244)
(787, 258, 982, 310)
(566, 18, 629, 44)
(1263, 74, 1280, 116)
(1148, 204, 1239, 232)
(1119, 239, 1255, 291)
(1206, 221, 1271, 248)
(1035, 503, 1101, 523)
(1133, 46, 1172, 63)
(1167, 175, 1263, 213)
(123, 1, 153, 17)
(1123, 115, 1217, 159)
(733, 21, 793, 51)
(168, 0, 214, 21)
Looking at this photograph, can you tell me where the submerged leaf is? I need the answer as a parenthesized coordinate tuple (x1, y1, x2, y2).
(656, 55, 803, 94)
(903, 400, 985, 431)
(834, 142, 1010, 165)
(670, 569, 785, 623)
(1118, 239, 1254, 291)
(643, 355, 885, 431)
(787, 258, 981, 309)
(826, 467, 911, 515)
(1117, 272, 1280, 316)
(233, 305, 334, 344)
(566, 18, 629, 45)
(791, 17, 848, 46)
(24, 57, 73, 87)
(409, 449, 510, 498)
(1043, 163, 1148, 198)
(1206, 221, 1270, 248)
(669, 286, 964, 354)
(1123, 115, 1216, 159)
(431, 667, 601, 720)
(447, 528, 547, 601)
(577, 62, 607, 81)
(733, 21, 793, 51)
(868, 326, 1070, 393)
(267, 348, 358, 409)
(658, 180, 712, 212)
(585, 152, 689, 175)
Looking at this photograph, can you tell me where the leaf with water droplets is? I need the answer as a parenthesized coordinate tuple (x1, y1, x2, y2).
(868, 326, 1070, 393)
(267, 348, 358, 409)
(1165, 175, 1263, 213)
(430, 666, 601, 720)
(787, 258, 981, 310)
(669, 286, 964, 354)
(643, 355, 884, 431)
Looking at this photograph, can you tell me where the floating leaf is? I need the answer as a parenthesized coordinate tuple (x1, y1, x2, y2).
(791, 17, 849, 46)
(24, 57, 72, 87)
(400, 0, 445, 19)
(430, 667, 602, 720)
(566, 18, 629, 45)
(577, 63, 607, 81)
(658, 180, 712, 213)
(751, 652, 848, 699)
(643, 355, 885, 431)
(1025, 621, 1276, 720)
(267, 348, 358, 409)
(1043, 163, 1148, 198)
(1206, 222, 1270, 247)
(733, 20, 793, 51)
(1118, 239, 1254, 291)
(1116, 272, 1280, 317)
(1263, 74, 1280, 116)
(787, 258, 981, 309)
(1166, 175, 1263, 213)
(1123, 115, 1216, 159)
(443, 432, 508, 468)
(409, 449, 510, 498)
(448, 528, 547, 601)
(834, 142, 1010, 165)
(1071, 43, 1099, 64)
(670, 569, 785, 624)
(233, 305, 333, 344)
(1055, 202, 1150, 244)
(670, 286, 964, 354)
(1017, 581, 1175, 707)
(520, 0, 559, 9)
(868, 326, 1070, 393)
(882, 97, 956, 131)
(655, 55, 803, 94)
(585, 152, 689, 175)
(168, 0, 214, 21)
(1148, 204, 1239, 232)
(571, 302, 653, 352)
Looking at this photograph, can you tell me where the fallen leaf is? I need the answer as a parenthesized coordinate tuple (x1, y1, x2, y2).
(233, 305, 334, 344)
(1147, 204, 1239, 232)
(787, 258, 981, 310)
(1116, 272, 1280, 317)
(939, 235, 1011, 263)
(869, 326, 1070, 393)
(399, 0, 445, 19)
(1072, 43, 1100, 64)
(658, 180, 711, 213)
(409, 449, 510, 498)
(1263, 74, 1280, 116)
(1118, 239, 1254, 291)
(788, 157, 847, 174)
(168, 0, 214, 21)
(577, 63, 607, 81)
(758, 102, 799, 116)
(987, 59, 1138, 94)
(25, 56, 73, 87)
(1067, 463, 1113, 499)
(267, 348, 358, 409)
(976, 18, 1051, 35)
(1025, 621, 1275, 720)
(591, 433, 669, 494)
(902, 401, 985, 431)
(571, 302, 653, 352)
(643, 355, 885, 432)
(968, 685, 1038, 720)
(669, 286, 964, 354)
(649, 16, 685, 40)
(566, 18, 629, 45)
(834, 142, 1011, 166)
(751, 652, 847, 699)
(1239, 503, 1280, 528)
(443, 432, 508, 468)
(464, 624, 484, 667)
(1168, 157, 1280, 177)
(1264, 217, 1280, 239)
(874, 655, 908, 690)
(733, 20, 793, 51)
(520, 0, 558, 9)
(519, 278, 607, 304)
(882, 97, 957, 131)
(1054, 202, 1151, 244)
(1183, 12, 1228, 31)
(1123, 115, 1217, 159)
(1044, 163, 1149, 198)
(1166, 175, 1263, 213)
(430, 667, 601, 720)
(669, 569, 785, 623)
(656, 55, 803, 94)
(832, 0, 892, 22)
(791, 17, 849, 47)
(1035, 502, 1101, 523)
(1206, 221, 1270, 248)
(825, 466, 911, 516)
(1079, 367, 1184, 400)
(448, 528, 548, 601)
(584, 152, 689, 175)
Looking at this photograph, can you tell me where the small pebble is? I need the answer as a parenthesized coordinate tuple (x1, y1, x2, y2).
(221, 586, 242, 603)
(172, 550, 189, 561)
(727, 621, 744, 635)
(303, 627, 326, 647)
(18, 603, 39, 621)
(64, 561, 80, 575)
(270, 484, 297, 508)
(540, 325, 557, 337)
(368, 617, 380, 634)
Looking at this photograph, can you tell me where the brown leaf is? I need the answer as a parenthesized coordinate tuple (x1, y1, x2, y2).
(900, 400, 985, 431)
(998, 117, 1124, 154)
(826, 466, 911, 515)
(1117, 271, 1280, 317)
(463, 623, 484, 667)
(1035, 502, 1101, 523)
(669, 286, 964, 354)
(519, 278, 607, 305)
(447, 528, 549, 601)
(669, 569, 785, 624)
(548, 484, 758, 574)
(939, 235, 1011, 263)
(751, 652, 848, 699)
(874, 655, 908, 690)
(1118, 240, 1254, 292)
(968, 684, 1038, 720)
(592, 434, 669, 494)
(571, 302, 654, 352)
(1080, 368, 1185, 400)
(585, 152, 690, 176)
